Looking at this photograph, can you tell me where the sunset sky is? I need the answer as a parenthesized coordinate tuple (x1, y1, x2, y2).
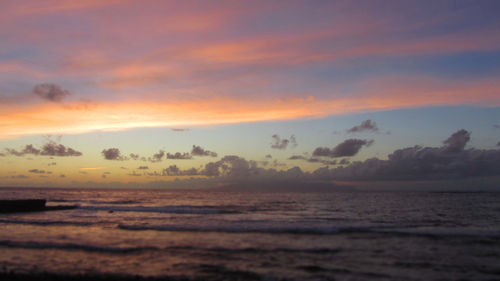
(1, 0, 499, 189)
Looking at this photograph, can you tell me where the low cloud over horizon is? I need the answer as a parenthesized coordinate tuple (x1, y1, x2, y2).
(72, 129, 500, 190)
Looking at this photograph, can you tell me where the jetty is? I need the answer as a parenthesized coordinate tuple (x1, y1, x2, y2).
(0, 199, 77, 213)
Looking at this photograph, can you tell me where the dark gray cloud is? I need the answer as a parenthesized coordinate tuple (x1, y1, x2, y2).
(347, 120, 379, 133)
(497, 141, 500, 147)
(203, 155, 257, 177)
(494, 124, 500, 129)
(167, 152, 192, 160)
(33, 83, 70, 102)
(102, 148, 127, 160)
(442, 129, 470, 153)
(288, 155, 305, 160)
(137, 166, 149, 170)
(288, 155, 337, 165)
(191, 145, 217, 157)
(312, 130, 500, 181)
(11, 174, 29, 179)
(162, 165, 199, 176)
(41, 142, 82, 156)
(5, 142, 81, 157)
(28, 169, 46, 174)
(339, 158, 350, 165)
(6, 144, 40, 156)
(271, 134, 297, 149)
(313, 139, 374, 158)
(148, 150, 165, 163)
(194, 156, 320, 191)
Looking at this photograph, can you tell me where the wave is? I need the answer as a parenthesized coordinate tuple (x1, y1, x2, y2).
(0, 218, 93, 226)
(117, 223, 375, 234)
(0, 239, 342, 255)
(88, 200, 141, 205)
(49, 199, 141, 205)
(0, 240, 156, 253)
(80, 205, 236, 214)
(117, 223, 500, 238)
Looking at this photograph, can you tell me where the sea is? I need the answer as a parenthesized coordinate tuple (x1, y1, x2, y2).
(0, 187, 499, 281)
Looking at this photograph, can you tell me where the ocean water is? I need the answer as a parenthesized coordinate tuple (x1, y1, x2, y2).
(0, 188, 499, 281)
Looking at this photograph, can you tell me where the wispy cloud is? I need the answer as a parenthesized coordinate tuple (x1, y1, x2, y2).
(313, 139, 374, 158)
(33, 83, 70, 102)
(1, 2, 499, 138)
(271, 135, 297, 150)
(347, 120, 379, 133)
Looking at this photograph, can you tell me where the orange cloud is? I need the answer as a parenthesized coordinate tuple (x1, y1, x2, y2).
(1, 76, 498, 139)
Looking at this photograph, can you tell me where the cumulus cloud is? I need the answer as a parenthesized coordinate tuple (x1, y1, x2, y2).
(137, 166, 149, 170)
(5, 142, 82, 157)
(442, 129, 470, 153)
(312, 130, 500, 181)
(191, 145, 217, 157)
(102, 148, 127, 160)
(148, 150, 165, 162)
(203, 155, 258, 177)
(347, 120, 379, 133)
(33, 83, 70, 102)
(166, 152, 192, 159)
(313, 139, 374, 158)
(271, 134, 297, 149)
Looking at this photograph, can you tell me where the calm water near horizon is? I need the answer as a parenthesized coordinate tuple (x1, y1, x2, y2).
(0, 188, 499, 280)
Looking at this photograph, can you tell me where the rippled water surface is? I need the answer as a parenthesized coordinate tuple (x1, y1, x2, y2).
(1, 188, 499, 280)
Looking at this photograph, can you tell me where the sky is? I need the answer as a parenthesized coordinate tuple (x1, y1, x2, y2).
(1, 0, 500, 190)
